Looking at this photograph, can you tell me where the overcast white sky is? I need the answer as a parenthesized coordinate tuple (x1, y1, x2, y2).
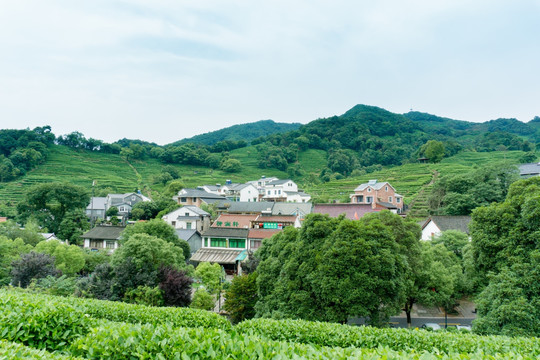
(1, 1, 539, 145)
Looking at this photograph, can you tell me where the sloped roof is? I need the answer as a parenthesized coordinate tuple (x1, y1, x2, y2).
(423, 216, 472, 234)
(248, 228, 281, 240)
(354, 180, 393, 192)
(312, 204, 378, 220)
(272, 203, 313, 216)
(86, 197, 107, 210)
(178, 188, 227, 199)
(190, 248, 243, 264)
(212, 214, 257, 228)
(378, 201, 397, 209)
(201, 228, 249, 238)
(228, 183, 252, 191)
(226, 202, 274, 214)
(175, 229, 200, 242)
(82, 226, 125, 240)
(519, 163, 540, 176)
(182, 205, 210, 216)
(266, 179, 293, 186)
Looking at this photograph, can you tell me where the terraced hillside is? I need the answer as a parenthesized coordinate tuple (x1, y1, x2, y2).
(0, 144, 527, 218)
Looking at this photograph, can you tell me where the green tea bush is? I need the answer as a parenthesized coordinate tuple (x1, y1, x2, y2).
(236, 318, 540, 358)
(1, 289, 230, 331)
(70, 321, 428, 360)
(0, 290, 92, 351)
(0, 340, 81, 359)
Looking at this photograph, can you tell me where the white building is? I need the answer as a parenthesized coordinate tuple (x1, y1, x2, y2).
(161, 205, 211, 232)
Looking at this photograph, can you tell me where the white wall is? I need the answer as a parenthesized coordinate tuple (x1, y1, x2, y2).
(421, 221, 441, 241)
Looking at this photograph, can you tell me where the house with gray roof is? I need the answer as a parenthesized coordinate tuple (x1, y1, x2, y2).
(82, 225, 126, 251)
(173, 188, 227, 207)
(421, 216, 471, 240)
(519, 162, 540, 178)
(162, 205, 211, 232)
(175, 229, 202, 257)
(272, 202, 313, 217)
(86, 192, 151, 221)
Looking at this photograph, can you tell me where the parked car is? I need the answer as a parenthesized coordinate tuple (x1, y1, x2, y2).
(421, 323, 442, 330)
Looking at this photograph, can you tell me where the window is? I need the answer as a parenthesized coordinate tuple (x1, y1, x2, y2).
(171, 221, 176, 226)
(210, 238, 227, 247)
(118, 206, 126, 212)
(186, 222, 192, 229)
(89, 240, 103, 249)
(367, 188, 371, 192)
(229, 239, 246, 249)
(385, 186, 388, 191)
(131, 196, 136, 201)
(278, 190, 281, 194)
(250, 240, 262, 250)
(180, 197, 187, 203)
(106, 241, 115, 249)
(366, 196, 373, 203)
(357, 195, 364, 203)
(267, 190, 271, 195)
(185, 213, 190, 216)
(388, 196, 392, 203)
(396, 197, 401, 203)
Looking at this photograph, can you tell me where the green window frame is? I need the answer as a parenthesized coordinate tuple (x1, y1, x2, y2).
(229, 238, 246, 249)
(210, 238, 227, 248)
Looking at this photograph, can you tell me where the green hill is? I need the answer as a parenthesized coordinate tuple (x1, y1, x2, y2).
(0, 104, 536, 217)
(170, 119, 301, 146)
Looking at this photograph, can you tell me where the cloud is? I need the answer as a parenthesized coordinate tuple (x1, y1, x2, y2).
(0, 1, 539, 144)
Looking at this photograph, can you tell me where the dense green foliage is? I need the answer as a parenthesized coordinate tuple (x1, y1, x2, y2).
(236, 318, 540, 358)
(0, 127, 54, 183)
(0, 340, 80, 359)
(429, 163, 519, 215)
(470, 177, 540, 336)
(171, 119, 301, 146)
(256, 212, 419, 325)
(1, 289, 539, 359)
(223, 272, 258, 324)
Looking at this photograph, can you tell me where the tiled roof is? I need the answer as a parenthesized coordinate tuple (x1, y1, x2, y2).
(519, 163, 540, 176)
(272, 203, 313, 216)
(423, 216, 471, 234)
(248, 228, 281, 239)
(178, 188, 227, 199)
(212, 214, 257, 228)
(312, 204, 378, 220)
(86, 197, 107, 210)
(175, 229, 199, 241)
(226, 202, 274, 214)
(183, 205, 210, 216)
(354, 180, 393, 191)
(201, 228, 250, 238)
(266, 179, 292, 186)
(190, 248, 243, 264)
(82, 226, 125, 240)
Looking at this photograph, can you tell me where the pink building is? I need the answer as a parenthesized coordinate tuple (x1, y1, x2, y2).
(350, 179, 403, 213)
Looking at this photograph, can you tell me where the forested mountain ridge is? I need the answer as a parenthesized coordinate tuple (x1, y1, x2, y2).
(170, 119, 302, 146)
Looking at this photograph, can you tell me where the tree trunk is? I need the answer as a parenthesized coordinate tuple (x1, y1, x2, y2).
(404, 299, 414, 328)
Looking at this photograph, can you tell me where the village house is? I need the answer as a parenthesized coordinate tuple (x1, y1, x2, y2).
(421, 216, 471, 241)
(349, 179, 403, 213)
(81, 225, 125, 251)
(202, 181, 259, 202)
(86, 192, 151, 221)
(161, 205, 211, 232)
(173, 188, 227, 207)
(519, 162, 540, 178)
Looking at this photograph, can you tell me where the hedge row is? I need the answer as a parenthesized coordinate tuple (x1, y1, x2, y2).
(0, 289, 230, 331)
(70, 320, 446, 360)
(0, 291, 92, 351)
(0, 340, 81, 360)
(236, 318, 540, 358)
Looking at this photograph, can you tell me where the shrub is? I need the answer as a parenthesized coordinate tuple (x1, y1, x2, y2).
(123, 286, 163, 307)
(190, 288, 214, 311)
(158, 266, 192, 307)
(10, 252, 59, 288)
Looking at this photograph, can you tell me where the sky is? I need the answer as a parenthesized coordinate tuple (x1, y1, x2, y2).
(1, 1, 539, 145)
